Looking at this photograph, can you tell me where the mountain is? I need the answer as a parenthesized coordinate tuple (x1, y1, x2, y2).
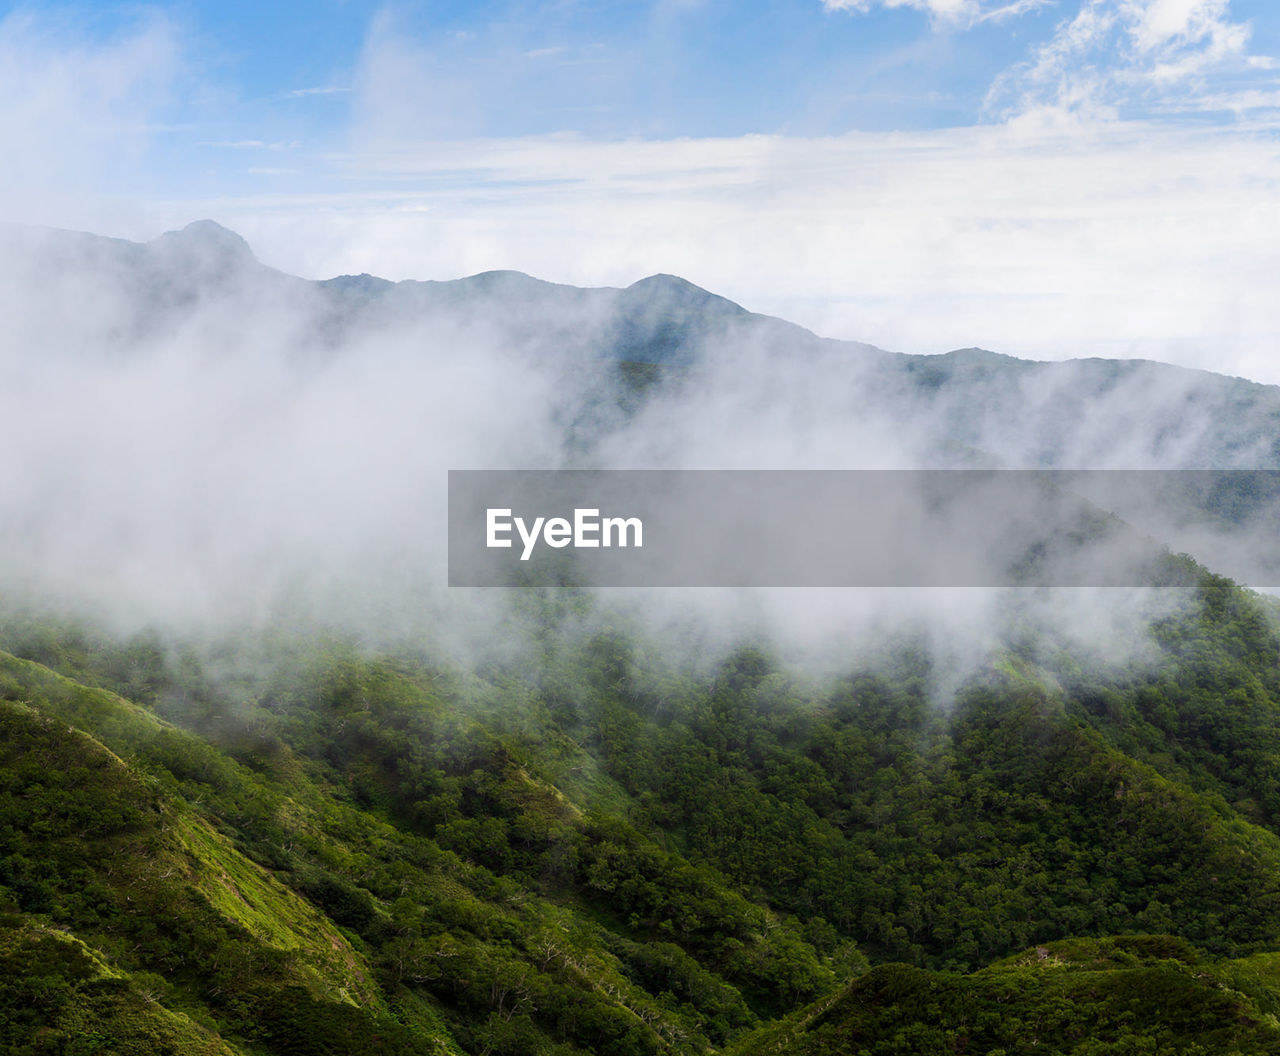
(729, 936, 1280, 1055)
(0, 625, 841, 1055)
(6, 219, 1280, 470)
(10, 221, 1280, 1053)
(0, 220, 840, 368)
(7, 566, 1280, 1053)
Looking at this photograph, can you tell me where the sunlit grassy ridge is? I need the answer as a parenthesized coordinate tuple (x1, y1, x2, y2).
(0, 639, 830, 1054)
(0, 921, 243, 1056)
(727, 936, 1280, 1055)
(6, 571, 1280, 1052)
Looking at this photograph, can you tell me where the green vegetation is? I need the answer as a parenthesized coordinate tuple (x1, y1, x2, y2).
(728, 936, 1280, 1055)
(0, 921, 241, 1056)
(6, 570, 1280, 1052)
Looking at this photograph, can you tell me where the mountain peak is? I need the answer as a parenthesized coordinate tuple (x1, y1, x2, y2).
(183, 218, 241, 238)
(150, 220, 255, 263)
(622, 273, 748, 318)
(938, 347, 1024, 363)
(628, 273, 701, 291)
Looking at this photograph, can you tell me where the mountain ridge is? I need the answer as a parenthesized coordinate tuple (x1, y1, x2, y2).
(10, 218, 1280, 1053)
(7, 218, 1277, 395)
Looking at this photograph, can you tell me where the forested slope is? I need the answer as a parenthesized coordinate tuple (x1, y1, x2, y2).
(6, 568, 1280, 1052)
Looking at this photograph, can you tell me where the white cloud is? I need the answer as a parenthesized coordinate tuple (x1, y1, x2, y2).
(0, 11, 180, 202)
(199, 140, 298, 150)
(7, 2, 1280, 395)
(1130, 0, 1236, 54)
(286, 86, 352, 97)
(200, 139, 269, 148)
(986, 0, 1274, 117)
(170, 120, 1280, 387)
(822, 0, 1050, 27)
(826, 0, 1276, 118)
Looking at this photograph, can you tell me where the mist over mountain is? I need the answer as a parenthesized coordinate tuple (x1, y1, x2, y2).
(2, 218, 1278, 650)
(9, 221, 1280, 1054)
(7, 219, 1279, 619)
(9, 219, 1278, 467)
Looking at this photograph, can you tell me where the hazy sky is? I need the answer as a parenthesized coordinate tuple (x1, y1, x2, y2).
(4, 1, 1280, 379)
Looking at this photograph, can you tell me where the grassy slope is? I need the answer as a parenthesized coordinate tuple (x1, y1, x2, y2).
(0, 645, 828, 1055)
(8, 574, 1280, 1052)
(726, 935, 1280, 1055)
(0, 685, 444, 1054)
(0, 921, 245, 1056)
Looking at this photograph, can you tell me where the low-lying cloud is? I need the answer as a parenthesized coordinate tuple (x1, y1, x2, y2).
(0, 221, 1261, 699)
(4, 6, 1280, 385)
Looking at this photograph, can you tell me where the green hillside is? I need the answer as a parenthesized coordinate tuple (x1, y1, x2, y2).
(6, 569, 1280, 1051)
(727, 935, 1280, 1055)
(0, 629, 835, 1054)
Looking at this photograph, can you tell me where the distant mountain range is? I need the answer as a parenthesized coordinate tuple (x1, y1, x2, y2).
(10, 221, 1280, 1055)
(7, 218, 1280, 591)
(7, 219, 1278, 473)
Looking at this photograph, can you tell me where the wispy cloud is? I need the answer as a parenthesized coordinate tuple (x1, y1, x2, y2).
(8, 1, 1280, 394)
(187, 121, 1280, 388)
(824, 0, 1278, 119)
(822, 0, 1051, 28)
(286, 86, 352, 97)
(986, 0, 1277, 118)
(0, 10, 180, 205)
(199, 139, 299, 150)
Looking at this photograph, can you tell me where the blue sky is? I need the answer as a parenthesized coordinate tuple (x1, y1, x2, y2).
(9, 1, 1043, 140)
(3, 1, 1280, 380)
(11, 0, 1278, 186)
